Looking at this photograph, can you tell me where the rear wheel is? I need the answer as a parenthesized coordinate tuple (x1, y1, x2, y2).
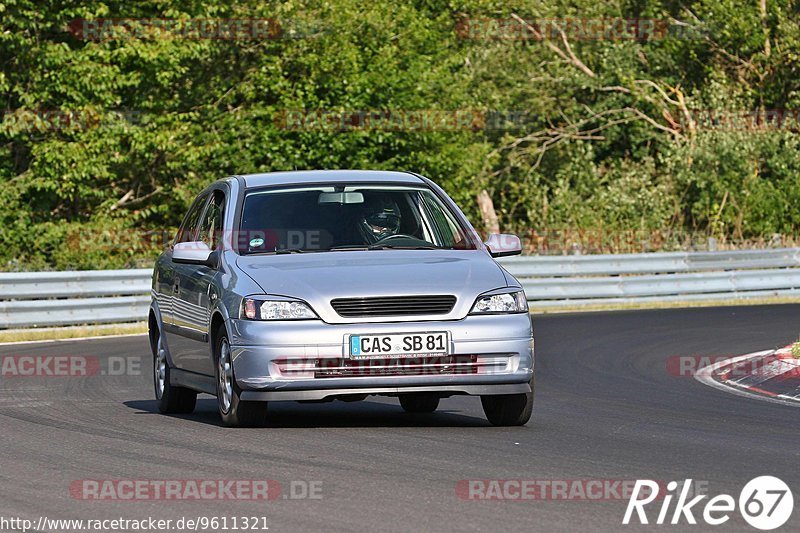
(399, 393, 440, 413)
(481, 377, 534, 426)
(151, 324, 196, 414)
(215, 327, 267, 427)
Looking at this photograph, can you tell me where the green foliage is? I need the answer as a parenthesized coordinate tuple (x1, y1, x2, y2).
(1, 0, 799, 268)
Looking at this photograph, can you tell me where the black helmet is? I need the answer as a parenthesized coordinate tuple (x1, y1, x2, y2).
(358, 194, 401, 244)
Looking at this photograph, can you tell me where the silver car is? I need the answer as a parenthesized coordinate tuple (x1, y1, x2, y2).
(149, 170, 534, 427)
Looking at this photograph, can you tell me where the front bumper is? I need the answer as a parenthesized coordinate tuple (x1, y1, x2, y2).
(228, 313, 534, 401)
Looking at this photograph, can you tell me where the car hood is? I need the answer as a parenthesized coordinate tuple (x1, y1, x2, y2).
(235, 250, 510, 323)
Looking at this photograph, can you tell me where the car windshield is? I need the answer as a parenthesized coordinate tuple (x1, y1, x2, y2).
(238, 184, 476, 254)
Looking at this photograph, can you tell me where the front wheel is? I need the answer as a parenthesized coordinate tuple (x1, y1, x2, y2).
(151, 325, 196, 414)
(215, 327, 268, 427)
(480, 377, 534, 426)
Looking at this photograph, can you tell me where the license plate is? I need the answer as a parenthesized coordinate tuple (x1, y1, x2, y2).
(348, 332, 449, 359)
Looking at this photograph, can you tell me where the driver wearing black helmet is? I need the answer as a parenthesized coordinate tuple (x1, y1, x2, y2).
(358, 194, 402, 244)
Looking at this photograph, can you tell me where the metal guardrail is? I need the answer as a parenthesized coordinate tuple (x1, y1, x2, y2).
(498, 248, 800, 308)
(0, 269, 152, 328)
(2, 248, 800, 328)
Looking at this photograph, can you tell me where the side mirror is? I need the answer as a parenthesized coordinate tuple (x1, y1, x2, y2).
(485, 234, 522, 258)
(173, 241, 218, 267)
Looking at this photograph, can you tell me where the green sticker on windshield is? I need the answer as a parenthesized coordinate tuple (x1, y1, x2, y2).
(249, 238, 265, 248)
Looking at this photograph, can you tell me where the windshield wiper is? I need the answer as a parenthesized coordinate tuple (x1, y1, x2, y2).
(245, 248, 309, 255)
(323, 244, 445, 252)
(327, 246, 377, 252)
(367, 244, 441, 250)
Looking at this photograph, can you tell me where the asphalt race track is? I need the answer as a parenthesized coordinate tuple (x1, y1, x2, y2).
(1, 305, 799, 532)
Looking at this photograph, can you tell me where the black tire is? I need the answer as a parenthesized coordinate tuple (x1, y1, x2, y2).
(151, 324, 196, 414)
(480, 377, 534, 426)
(214, 326, 268, 427)
(399, 393, 440, 413)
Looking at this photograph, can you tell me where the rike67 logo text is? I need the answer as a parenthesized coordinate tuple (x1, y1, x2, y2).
(624, 476, 793, 530)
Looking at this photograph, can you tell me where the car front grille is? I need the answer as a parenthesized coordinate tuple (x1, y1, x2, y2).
(330, 295, 457, 318)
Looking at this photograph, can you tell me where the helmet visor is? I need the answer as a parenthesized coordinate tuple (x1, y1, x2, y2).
(365, 212, 400, 233)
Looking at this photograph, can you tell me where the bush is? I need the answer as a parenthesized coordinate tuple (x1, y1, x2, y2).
(1, 0, 799, 268)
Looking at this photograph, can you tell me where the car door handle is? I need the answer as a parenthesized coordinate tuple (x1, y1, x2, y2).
(173, 278, 180, 294)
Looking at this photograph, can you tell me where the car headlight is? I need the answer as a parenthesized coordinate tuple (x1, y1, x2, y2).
(470, 290, 528, 314)
(241, 298, 318, 320)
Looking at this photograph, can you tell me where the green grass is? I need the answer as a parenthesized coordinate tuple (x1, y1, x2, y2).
(791, 342, 800, 359)
(0, 322, 148, 343)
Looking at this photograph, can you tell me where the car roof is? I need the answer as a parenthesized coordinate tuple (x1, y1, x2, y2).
(238, 170, 425, 189)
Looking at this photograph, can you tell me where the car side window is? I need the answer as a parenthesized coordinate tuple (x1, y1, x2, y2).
(418, 191, 465, 248)
(198, 190, 225, 250)
(175, 193, 209, 245)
